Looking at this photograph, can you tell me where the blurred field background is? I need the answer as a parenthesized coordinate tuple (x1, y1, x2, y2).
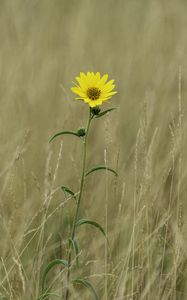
(0, 0, 187, 299)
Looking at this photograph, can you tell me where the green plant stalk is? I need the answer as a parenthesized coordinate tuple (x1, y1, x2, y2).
(64, 108, 92, 300)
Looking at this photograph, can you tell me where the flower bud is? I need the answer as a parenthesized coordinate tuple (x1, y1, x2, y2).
(77, 128, 86, 137)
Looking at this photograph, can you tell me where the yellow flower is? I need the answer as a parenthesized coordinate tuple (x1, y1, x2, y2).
(71, 72, 117, 107)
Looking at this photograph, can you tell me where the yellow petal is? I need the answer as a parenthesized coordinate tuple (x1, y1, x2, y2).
(103, 79, 114, 88)
(71, 87, 86, 98)
(80, 72, 86, 79)
(85, 72, 93, 86)
(99, 74, 108, 86)
(75, 76, 87, 91)
(71, 72, 116, 107)
(92, 99, 102, 106)
(96, 72, 101, 80)
(83, 98, 91, 103)
(75, 97, 83, 101)
(89, 101, 98, 107)
(101, 91, 117, 98)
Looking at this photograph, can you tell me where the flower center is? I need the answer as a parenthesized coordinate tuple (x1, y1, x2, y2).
(87, 87, 101, 100)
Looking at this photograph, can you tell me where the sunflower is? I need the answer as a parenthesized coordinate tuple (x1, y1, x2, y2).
(71, 72, 117, 107)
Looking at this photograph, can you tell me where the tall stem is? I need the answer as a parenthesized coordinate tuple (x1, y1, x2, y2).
(64, 108, 92, 300)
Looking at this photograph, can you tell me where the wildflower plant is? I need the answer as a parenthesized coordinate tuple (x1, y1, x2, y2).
(38, 72, 117, 300)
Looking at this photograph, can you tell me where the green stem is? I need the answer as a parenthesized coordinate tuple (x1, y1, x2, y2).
(64, 108, 92, 300)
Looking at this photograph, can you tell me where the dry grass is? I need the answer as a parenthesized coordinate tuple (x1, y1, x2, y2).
(0, 0, 187, 299)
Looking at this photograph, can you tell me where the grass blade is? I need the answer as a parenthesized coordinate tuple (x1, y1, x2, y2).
(0, 295, 8, 300)
(72, 278, 99, 300)
(41, 259, 68, 292)
(49, 130, 79, 143)
(76, 218, 107, 239)
(69, 238, 80, 267)
(37, 292, 62, 300)
(86, 165, 118, 177)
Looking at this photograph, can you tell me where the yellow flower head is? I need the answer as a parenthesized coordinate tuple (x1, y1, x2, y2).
(71, 72, 117, 107)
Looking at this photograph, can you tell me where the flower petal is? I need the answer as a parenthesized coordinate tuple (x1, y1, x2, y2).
(71, 87, 86, 98)
(99, 74, 108, 86)
(101, 91, 117, 98)
(71, 72, 116, 107)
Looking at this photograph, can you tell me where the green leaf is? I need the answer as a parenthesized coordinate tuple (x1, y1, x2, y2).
(41, 259, 68, 292)
(69, 238, 80, 267)
(86, 165, 118, 177)
(76, 218, 107, 239)
(72, 278, 99, 300)
(37, 292, 62, 300)
(61, 186, 76, 201)
(49, 130, 80, 143)
(95, 107, 117, 118)
(0, 295, 8, 300)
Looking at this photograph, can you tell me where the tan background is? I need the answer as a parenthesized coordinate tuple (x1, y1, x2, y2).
(0, 1, 187, 299)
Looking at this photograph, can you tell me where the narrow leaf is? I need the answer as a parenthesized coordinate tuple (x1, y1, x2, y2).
(86, 165, 118, 177)
(73, 278, 99, 300)
(37, 292, 62, 300)
(95, 107, 117, 118)
(69, 238, 80, 267)
(49, 130, 79, 143)
(41, 259, 68, 292)
(0, 295, 8, 300)
(61, 186, 76, 201)
(76, 218, 107, 239)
